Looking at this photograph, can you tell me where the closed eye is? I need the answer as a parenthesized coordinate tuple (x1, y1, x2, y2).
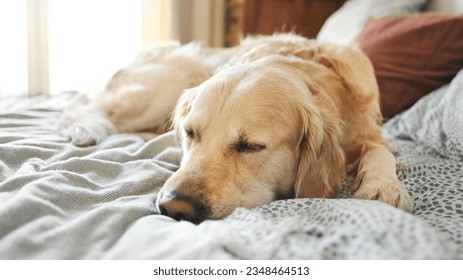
(233, 139, 266, 153)
(185, 127, 201, 141)
(185, 128, 195, 139)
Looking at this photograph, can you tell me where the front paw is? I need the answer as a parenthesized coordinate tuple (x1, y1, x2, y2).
(354, 175, 413, 212)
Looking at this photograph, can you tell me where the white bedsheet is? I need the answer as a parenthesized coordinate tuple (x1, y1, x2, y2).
(1, 74, 462, 259)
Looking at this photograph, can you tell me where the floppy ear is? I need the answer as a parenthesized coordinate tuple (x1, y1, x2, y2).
(306, 43, 382, 122)
(277, 56, 346, 198)
(294, 101, 346, 198)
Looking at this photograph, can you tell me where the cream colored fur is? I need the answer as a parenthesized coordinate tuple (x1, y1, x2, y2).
(59, 34, 413, 221)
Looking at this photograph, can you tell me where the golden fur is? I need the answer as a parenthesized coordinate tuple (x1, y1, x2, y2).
(60, 34, 413, 223)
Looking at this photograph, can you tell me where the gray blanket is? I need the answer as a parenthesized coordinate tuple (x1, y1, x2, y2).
(1, 71, 462, 259)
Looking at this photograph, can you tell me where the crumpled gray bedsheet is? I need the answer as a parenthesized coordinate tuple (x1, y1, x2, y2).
(1, 70, 462, 259)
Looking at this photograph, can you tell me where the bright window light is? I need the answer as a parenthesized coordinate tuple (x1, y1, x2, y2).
(0, 0, 28, 97)
(48, 0, 143, 94)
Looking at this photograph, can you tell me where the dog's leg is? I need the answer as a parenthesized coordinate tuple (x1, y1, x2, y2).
(353, 141, 413, 212)
(59, 87, 173, 147)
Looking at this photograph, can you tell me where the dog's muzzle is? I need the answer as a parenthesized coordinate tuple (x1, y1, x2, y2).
(156, 190, 209, 224)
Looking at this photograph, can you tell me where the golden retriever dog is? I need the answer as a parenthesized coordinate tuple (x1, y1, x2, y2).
(59, 33, 413, 224)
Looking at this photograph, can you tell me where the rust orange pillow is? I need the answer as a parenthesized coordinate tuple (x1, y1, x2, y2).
(358, 13, 463, 118)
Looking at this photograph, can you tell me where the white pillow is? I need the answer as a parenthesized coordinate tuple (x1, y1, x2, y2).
(316, 0, 429, 45)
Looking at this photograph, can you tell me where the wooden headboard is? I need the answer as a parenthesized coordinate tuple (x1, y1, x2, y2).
(225, 0, 346, 46)
(426, 0, 463, 13)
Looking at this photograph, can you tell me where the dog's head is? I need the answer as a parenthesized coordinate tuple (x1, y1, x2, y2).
(156, 55, 345, 223)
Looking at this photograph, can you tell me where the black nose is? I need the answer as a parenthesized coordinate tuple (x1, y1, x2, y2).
(157, 191, 209, 224)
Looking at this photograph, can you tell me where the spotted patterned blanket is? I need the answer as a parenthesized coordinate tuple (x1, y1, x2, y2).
(0, 71, 462, 259)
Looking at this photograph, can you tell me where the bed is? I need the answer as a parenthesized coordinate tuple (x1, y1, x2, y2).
(1, 0, 462, 259)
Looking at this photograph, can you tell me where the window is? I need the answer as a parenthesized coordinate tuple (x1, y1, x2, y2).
(0, 0, 223, 99)
(48, 0, 144, 94)
(0, 0, 170, 98)
(0, 0, 28, 97)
